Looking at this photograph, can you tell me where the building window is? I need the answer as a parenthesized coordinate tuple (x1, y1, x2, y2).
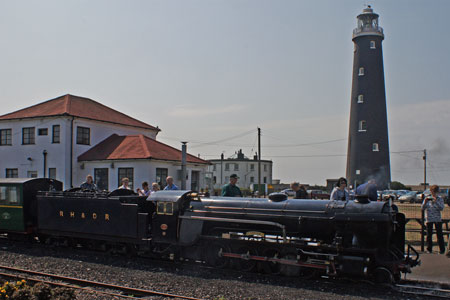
(118, 168, 134, 189)
(0, 186, 20, 204)
(264, 165, 267, 172)
(49, 168, 57, 179)
(250, 164, 254, 171)
(225, 176, 229, 182)
(358, 67, 365, 76)
(38, 128, 48, 136)
(94, 168, 108, 191)
(213, 165, 217, 171)
(358, 120, 367, 132)
(213, 176, 217, 184)
(156, 168, 168, 189)
(22, 127, 35, 145)
(250, 177, 254, 183)
(356, 170, 361, 175)
(0, 129, 12, 146)
(76, 126, 90, 145)
(52, 125, 60, 143)
(234, 164, 239, 171)
(27, 171, 38, 178)
(6, 168, 18, 178)
(357, 94, 364, 103)
(370, 41, 376, 49)
(372, 143, 380, 152)
(264, 177, 267, 183)
(225, 163, 230, 171)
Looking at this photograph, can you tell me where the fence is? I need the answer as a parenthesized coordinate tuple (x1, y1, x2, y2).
(397, 203, 450, 251)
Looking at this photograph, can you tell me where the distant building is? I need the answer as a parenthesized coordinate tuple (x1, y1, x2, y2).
(208, 149, 272, 190)
(346, 6, 391, 189)
(0, 94, 210, 190)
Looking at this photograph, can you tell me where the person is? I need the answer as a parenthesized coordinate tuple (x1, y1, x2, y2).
(151, 182, 160, 194)
(119, 177, 131, 190)
(164, 176, 179, 190)
(291, 182, 308, 199)
(355, 178, 378, 201)
(80, 174, 98, 191)
(421, 185, 445, 254)
(221, 174, 243, 197)
(137, 181, 150, 197)
(330, 177, 349, 201)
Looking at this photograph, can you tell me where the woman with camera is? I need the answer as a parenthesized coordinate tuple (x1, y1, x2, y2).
(421, 185, 446, 254)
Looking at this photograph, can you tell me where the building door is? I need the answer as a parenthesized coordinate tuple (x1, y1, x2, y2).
(191, 171, 199, 191)
(94, 168, 109, 191)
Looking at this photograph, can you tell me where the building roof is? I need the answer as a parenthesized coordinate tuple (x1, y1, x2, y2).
(0, 94, 159, 131)
(78, 134, 210, 164)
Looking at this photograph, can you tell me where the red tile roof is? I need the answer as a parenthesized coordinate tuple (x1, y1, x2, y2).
(78, 134, 210, 164)
(0, 94, 159, 131)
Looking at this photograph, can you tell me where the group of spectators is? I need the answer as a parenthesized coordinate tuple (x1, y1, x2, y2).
(82, 173, 447, 255)
(79, 174, 180, 197)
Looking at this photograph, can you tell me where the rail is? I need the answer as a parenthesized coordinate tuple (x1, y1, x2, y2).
(0, 265, 204, 300)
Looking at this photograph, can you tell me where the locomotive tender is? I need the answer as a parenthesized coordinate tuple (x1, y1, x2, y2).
(0, 178, 419, 283)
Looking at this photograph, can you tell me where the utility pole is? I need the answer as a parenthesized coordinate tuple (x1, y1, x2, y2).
(181, 142, 187, 190)
(258, 127, 262, 196)
(423, 149, 427, 191)
(220, 153, 224, 186)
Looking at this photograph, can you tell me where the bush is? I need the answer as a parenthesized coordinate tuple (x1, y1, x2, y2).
(0, 280, 75, 300)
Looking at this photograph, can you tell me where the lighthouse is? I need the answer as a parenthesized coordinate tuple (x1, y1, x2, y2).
(346, 6, 391, 189)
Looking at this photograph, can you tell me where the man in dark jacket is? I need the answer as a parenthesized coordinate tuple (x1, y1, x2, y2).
(222, 174, 243, 197)
(291, 182, 308, 199)
(356, 179, 378, 201)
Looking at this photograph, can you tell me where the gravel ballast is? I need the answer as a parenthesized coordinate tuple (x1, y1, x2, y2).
(0, 240, 433, 300)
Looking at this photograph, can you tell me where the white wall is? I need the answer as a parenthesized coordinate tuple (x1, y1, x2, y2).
(208, 160, 273, 189)
(77, 159, 209, 191)
(0, 116, 158, 189)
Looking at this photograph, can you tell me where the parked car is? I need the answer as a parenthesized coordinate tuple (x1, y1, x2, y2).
(394, 190, 408, 199)
(382, 190, 397, 201)
(308, 190, 330, 200)
(281, 189, 295, 197)
(398, 191, 419, 203)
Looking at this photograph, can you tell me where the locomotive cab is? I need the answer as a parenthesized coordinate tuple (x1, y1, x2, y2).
(147, 190, 198, 243)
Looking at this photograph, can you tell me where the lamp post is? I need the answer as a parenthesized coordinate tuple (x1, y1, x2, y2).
(43, 150, 48, 178)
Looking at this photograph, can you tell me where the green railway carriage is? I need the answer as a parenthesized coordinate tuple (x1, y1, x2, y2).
(0, 178, 62, 233)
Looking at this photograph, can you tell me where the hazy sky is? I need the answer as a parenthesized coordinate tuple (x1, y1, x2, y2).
(1, 0, 449, 185)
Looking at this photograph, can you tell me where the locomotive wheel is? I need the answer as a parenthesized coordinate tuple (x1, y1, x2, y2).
(373, 267, 394, 284)
(258, 248, 281, 274)
(204, 242, 231, 268)
(232, 246, 258, 272)
(279, 253, 301, 277)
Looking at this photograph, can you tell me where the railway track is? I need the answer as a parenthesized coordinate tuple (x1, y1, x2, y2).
(394, 281, 450, 299)
(0, 265, 203, 300)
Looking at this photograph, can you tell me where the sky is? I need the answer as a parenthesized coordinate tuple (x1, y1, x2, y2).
(1, 0, 450, 186)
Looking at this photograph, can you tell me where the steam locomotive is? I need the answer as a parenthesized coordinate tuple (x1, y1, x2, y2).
(0, 178, 419, 283)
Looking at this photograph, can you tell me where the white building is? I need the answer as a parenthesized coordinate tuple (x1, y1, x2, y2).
(208, 149, 273, 190)
(0, 94, 210, 190)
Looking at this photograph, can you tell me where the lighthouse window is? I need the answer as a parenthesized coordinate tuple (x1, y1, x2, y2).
(358, 67, 365, 76)
(370, 41, 376, 49)
(358, 95, 364, 103)
(372, 143, 380, 152)
(358, 120, 367, 132)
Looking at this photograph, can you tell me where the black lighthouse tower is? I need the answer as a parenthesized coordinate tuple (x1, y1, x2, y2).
(346, 6, 391, 189)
